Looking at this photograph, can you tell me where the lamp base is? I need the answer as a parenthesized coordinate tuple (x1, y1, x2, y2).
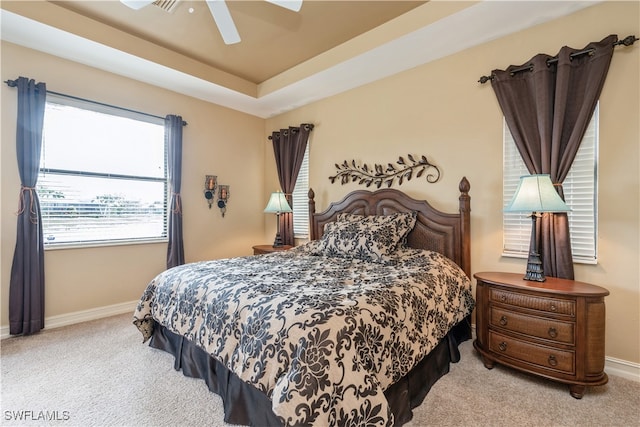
(523, 251, 546, 282)
(272, 232, 284, 248)
(272, 212, 285, 247)
(521, 212, 546, 282)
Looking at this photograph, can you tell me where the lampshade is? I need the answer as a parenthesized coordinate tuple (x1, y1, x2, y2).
(263, 191, 292, 214)
(504, 174, 571, 213)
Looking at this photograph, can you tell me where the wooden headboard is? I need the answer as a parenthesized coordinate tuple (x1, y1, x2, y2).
(308, 177, 471, 277)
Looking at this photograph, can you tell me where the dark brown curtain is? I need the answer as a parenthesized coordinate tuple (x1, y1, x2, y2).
(8, 77, 47, 335)
(491, 35, 616, 279)
(166, 115, 185, 269)
(270, 123, 314, 246)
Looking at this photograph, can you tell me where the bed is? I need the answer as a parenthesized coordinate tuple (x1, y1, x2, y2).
(133, 177, 473, 427)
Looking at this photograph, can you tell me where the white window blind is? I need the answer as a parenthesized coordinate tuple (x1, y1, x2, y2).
(503, 105, 598, 263)
(38, 94, 168, 247)
(292, 142, 310, 238)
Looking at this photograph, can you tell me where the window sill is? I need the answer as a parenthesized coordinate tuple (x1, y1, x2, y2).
(501, 252, 597, 265)
(44, 238, 168, 251)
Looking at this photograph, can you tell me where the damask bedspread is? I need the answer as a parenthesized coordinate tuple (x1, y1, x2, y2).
(133, 243, 474, 427)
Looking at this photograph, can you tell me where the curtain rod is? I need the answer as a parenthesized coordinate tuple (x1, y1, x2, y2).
(4, 79, 187, 126)
(267, 123, 314, 140)
(478, 35, 638, 84)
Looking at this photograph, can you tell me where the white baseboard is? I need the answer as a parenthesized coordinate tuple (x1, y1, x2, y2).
(605, 356, 640, 382)
(0, 300, 138, 340)
(3, 306, 639, 383)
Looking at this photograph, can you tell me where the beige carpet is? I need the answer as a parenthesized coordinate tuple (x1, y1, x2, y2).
(1, 313, 638, 427)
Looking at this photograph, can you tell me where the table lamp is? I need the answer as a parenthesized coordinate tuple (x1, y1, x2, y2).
(263, 191, 292, 247)
(504, 174, 571, 282)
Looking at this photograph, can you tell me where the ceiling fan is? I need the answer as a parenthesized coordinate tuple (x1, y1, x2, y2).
(120, 0, 302, 45)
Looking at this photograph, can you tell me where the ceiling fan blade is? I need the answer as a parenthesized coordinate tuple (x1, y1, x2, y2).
(206, 0, 241, 45)
(265, 0, 303, 12)
(120, 0, 155, 10)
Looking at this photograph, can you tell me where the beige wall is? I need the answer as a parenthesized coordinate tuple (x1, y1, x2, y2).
(265, 1, 640, 364)
(1, 42, 266, 324)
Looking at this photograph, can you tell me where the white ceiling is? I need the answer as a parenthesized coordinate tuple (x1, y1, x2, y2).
(1, 1, 600, 118)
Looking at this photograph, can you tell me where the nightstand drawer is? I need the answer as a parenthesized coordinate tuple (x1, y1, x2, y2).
(490, 288, 575, 316)
(489, 331, 575, 374)
(490, 307, 574, 344)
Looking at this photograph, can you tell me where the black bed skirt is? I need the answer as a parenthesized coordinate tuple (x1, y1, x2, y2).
(148, 317, 471, 427)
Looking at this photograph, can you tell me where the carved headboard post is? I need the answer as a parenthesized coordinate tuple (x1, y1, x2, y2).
(458, 177, 471, 278)
(308, 188, 317, 240)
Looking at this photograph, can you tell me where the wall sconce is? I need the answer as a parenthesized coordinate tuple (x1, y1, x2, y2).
(217, 185, 230, 217)
(504, 174, 571, 282)
(204, 175, 217, 209)
(263, 191, 292, 247)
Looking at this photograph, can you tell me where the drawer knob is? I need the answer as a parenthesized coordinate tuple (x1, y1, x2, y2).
(548, 354, 558, 367)
(550, 304, 557, 312)
(548, 327, 558, 339)
(499, 315, 508, 326)
(498, 342, 508, 352)
(500, 295, 507, 302)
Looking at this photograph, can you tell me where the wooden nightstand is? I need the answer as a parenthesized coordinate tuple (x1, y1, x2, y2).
(252, 244, 293, 255)
(473, 271, 609, 399)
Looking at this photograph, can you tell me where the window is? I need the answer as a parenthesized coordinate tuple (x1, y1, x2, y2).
(38, 94, 167, 248)
(291, 142, 310, 238)
(503, 105, 598, 263)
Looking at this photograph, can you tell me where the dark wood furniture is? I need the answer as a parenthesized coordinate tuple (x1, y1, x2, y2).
(473, 271, 609, 398)
(309, 176, 471, 277)
(252, 244, 293, 255)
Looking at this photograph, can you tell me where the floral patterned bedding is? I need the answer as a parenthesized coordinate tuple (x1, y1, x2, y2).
(133, 242, 474, 427)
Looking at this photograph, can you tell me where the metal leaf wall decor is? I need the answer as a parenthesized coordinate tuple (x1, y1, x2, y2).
(329, 154, 441, 188)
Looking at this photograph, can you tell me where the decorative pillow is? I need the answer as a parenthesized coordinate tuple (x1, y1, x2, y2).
(317, 212, 416, 262)
(336, 212, 364, 223)
(335, 211, 416, 248)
